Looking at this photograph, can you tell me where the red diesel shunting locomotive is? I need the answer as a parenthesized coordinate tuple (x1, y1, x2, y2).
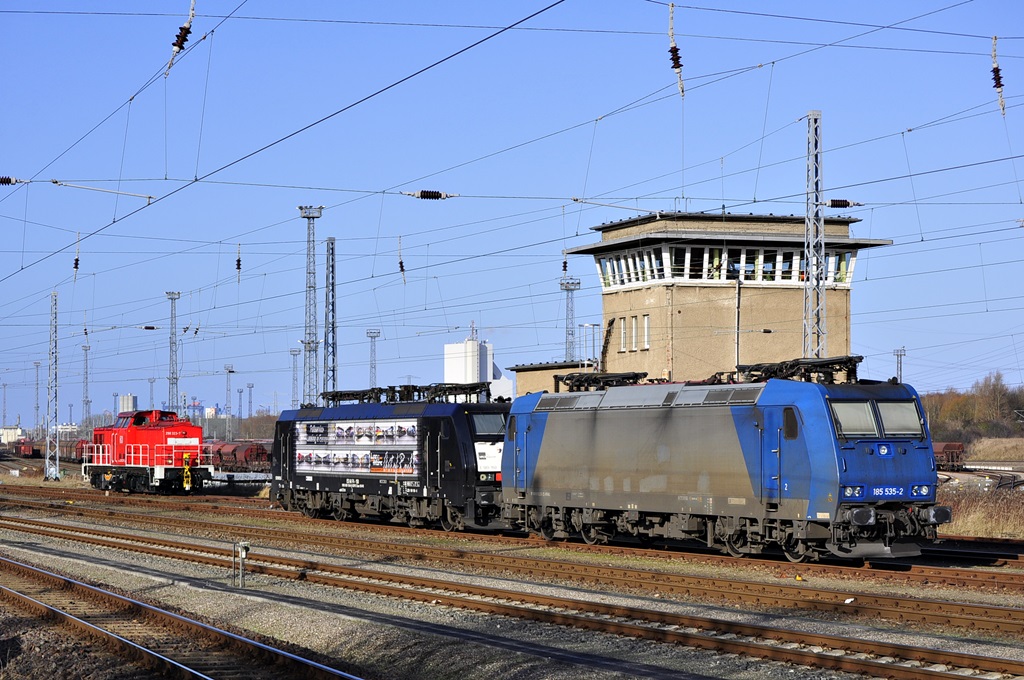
(82, 410, 212, 493)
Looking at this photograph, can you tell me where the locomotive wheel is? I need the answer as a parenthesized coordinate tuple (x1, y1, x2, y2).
(536, 518, 555, 541)
(301, 505, 321, 519)
(580, 525, 607, 545)
(781, 537, 810, 563)
(331, 506, 352, 522)
(724, 532, 748, 557)
(440, 507, 461, 532)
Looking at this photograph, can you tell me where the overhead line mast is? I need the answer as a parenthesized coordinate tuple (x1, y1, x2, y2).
(803, 110, 826, 359)
(45, 292, 59, 480)
(167, 292, 180, 415)
(324, 236, 338, 395)
(299, 205, 323, 406)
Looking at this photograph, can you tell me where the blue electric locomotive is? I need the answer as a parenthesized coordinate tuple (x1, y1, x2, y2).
(272, 384, 509, 530)
(500, 360, 951, 561)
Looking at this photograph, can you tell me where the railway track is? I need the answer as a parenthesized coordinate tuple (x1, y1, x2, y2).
(1, 515, 1022, 680)
(3, 511, 1024, 633)
(4, 489, 1023, 596)
(0, 555, 359, 680)
(8, 483, 1024, 562)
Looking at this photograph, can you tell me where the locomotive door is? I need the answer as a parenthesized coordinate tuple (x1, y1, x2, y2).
(425, 421, 441, 495)
(424, 419, 455, 498)
(761, 407, 784, 506)
(509, 415, 527, 497)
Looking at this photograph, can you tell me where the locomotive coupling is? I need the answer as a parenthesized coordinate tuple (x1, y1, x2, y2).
(845, 506, 876, 527)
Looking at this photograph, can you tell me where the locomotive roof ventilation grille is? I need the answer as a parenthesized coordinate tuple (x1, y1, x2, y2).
(702, 386, 763, 405)
(535, 385, 763, 411)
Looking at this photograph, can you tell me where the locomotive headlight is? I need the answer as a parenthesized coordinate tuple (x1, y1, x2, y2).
(844, 486, 855, 498)
(842, 485, 864, 498)
(911, 484, 931, 497)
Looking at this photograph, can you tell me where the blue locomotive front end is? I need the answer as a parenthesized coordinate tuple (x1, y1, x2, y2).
(809, 381, 951, 558)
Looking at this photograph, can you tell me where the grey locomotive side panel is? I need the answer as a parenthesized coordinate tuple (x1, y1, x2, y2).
(528, 405, 758, 516)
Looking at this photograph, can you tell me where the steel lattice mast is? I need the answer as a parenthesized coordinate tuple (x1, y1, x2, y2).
(323, 236, 337, 394)
(33, 361, 40, 436)
(299, 205, 323, 406)
(81, 344, 91, 435)
(366, 329, 380, 388)
(290, 348, 301, 409)
(803, 110, 826, 358)
(246, 382, 254, 418)
(45, 292, 59, 479)
(224, 364, 234, 439)
(560, 275, 580, 361)
(166, 292, 180, 414)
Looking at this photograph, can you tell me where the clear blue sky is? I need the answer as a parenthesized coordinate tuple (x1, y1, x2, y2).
(1, 1, 1022, 428)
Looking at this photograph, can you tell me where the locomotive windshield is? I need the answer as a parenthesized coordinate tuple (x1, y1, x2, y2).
(830, 401, 877, 438)
(876, 401, 925, 438)
(830, 400, 925, 439)
(469, 413, 506, 438)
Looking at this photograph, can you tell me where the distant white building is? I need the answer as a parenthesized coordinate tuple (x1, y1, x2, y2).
(1, 425, 24, 446)
(443, 323, 514, 401)
(118, 393, 138, 413)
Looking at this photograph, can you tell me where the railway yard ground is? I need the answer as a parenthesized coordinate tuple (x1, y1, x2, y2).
(2, 461, 1024, 679)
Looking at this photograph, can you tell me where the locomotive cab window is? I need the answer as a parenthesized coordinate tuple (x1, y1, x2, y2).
(469, 413, 506, 439)
(783, 407, 799, 440)
(876, 401, 925, 438)
(830, 401, 879, 439)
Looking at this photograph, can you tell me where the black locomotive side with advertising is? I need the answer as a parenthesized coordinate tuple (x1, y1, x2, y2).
(271, 399, 508, 530)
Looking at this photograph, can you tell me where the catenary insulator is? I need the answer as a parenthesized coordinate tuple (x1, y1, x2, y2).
(992, 66, 1004, 90)
(669, 45, 682, 70)
(402, 190, 458, 200)
(173, 25, 192, 49)
(825, 199, 862, 209)
(0, 176, 21, 185)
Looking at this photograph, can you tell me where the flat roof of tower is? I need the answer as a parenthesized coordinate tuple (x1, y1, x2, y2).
(565, 211, 890, 256)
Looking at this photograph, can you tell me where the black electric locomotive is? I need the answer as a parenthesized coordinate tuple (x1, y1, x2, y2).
(272, 383, 508, 531)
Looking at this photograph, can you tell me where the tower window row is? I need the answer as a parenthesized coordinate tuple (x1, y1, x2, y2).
(597, 245, 855, 289)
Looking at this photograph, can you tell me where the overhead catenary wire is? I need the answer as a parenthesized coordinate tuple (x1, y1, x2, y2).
(4, 3, 1019, 399)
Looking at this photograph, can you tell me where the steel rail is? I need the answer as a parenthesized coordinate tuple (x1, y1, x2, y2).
(5, 490, 1024, 595)
(0, 517, 1022, 679)
(0, 555, 360, 680)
